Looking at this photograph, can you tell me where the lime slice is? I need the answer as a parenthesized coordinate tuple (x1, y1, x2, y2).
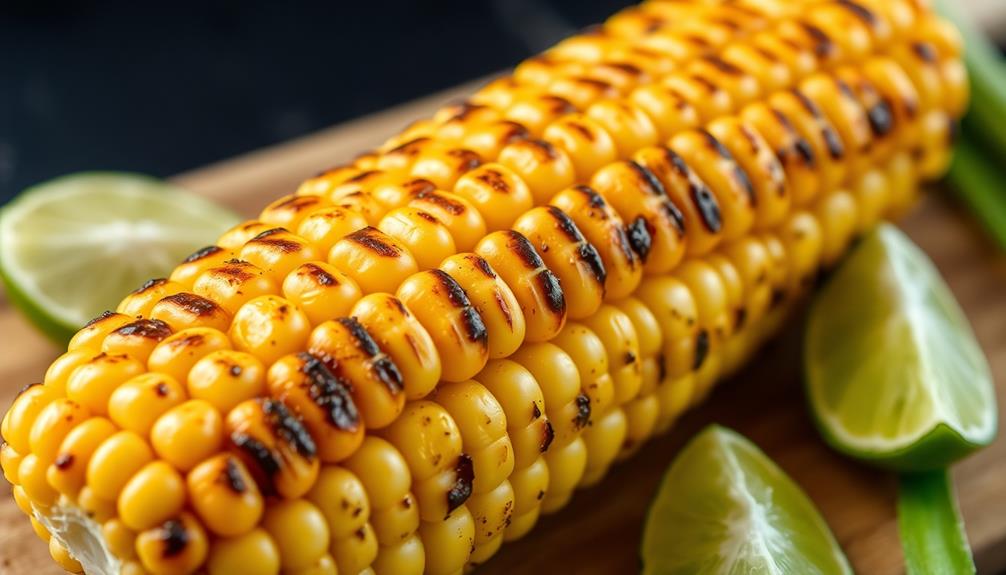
(642, 425, 851, 575)
(0, 172, 240, 343)
(805, 223, 996, 471)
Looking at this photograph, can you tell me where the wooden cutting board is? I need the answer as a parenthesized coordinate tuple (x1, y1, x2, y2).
(1, 79, 1005, 575)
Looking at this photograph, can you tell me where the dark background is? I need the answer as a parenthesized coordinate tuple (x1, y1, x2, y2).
(0, 0, 632, 204)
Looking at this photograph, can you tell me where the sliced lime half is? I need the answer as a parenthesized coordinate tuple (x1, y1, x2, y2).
(0, 172, 240, 342)
(805, 223, 996, 471)
(642, 425, 851, 575)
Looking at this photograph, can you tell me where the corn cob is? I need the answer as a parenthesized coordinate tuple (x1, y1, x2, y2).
(2, 1, 966, 573)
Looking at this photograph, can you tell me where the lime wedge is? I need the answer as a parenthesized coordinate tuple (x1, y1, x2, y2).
(805, 224, 996, 471)
(642, 425, 851, 575)
(0, 172, 240, 343)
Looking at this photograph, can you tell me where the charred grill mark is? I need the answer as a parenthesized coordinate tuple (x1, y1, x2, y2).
(346, 169, 382, 183)
(627, 216, 653, 262)
(183, 245, 223, 264)
(800, 22, 835, 59)
(262, 399, 317, 458)
(566, 121, 596, 142)
(701, 130, 756, 203)
(911, 42, 937, 63)
(541, 420, 555, 452)
(223, 457, 247, 493)
(735, 308, 747, 331)
(575, 185, 607, 210)
(475, 168, 512, 195)
(299, 352, 360, 430)
(531, 402, 542, 420)
(133, 278, 167, 294)
(539, 270, 566, 316)
(527, 139, 561, 161)
(415, 211, 440, 224)
(213, 260, 257, 283)
(793, 89, 846, 158)
(404, 178, 437, 197)
(702, 56, 742, 75)
(249, 229, 301, 253)
(302, 263, 337, 286)
(337, 317, 381, 356)
(232, 433, 281, 484)
(694, 330, 710, 370)
(658, 198, 686, 237)
(493, 289, 514, 329)
(578, 242, 608, 287)
(573, 393, 592, 429)
(546, 205, 583, 242)
(371, 357, 405, 395)
(346, 227, 401, 258)
(690, 74, 722, 95)
(444, 101, 486, 123)
(628, 160, 666, 198)
(387, 137, 431, 158)
(54, 454, 74, 470)
(603, 61, 643, 77)
(446, 454, 475, 516)
(160, 293, 223, 317)
(166, 333, 204, 350)
(431, 270, 489, 345)
(469, 254, 497, 279)
(447, 149, 482, 173)
(158, 519, 190, 558)
(867, 101, 894, 136)
(506, 230, 546, 270)
(113, 319, 172, 340)
(836, 0, 877, 26)
(542, 95, 577, 116)
(84, 310, 117, 327)
(415, 190, 465, 215)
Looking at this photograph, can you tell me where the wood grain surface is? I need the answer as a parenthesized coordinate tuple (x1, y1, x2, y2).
(2, 79, 1006, 575)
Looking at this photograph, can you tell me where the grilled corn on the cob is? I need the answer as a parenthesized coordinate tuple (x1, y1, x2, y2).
(2, 0, 966, 573)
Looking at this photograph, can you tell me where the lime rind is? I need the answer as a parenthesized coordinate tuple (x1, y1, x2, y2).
(642, 425, 851, 575)
(805, 224, 996, 471)
(0, 172, 240, 343)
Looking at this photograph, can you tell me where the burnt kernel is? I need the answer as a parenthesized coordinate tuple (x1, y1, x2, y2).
(444, 101, 486, 123)
(159, 293, 222, 317)
(565, 121, 596, 142)
(540, 420, 555, 453)
(223, 458, 247, 493)
(447, 149, 482, 173)
(538, 270, 567, 315)
(701, 130, 755, 202)
(158, 519, 190, 558)
(54, 454, 74, 470)
(302, 263, 337, 286)
(867, 101, 894, 136)
(658, 198, 686, 236)
(506, 230, 546, 270)
(248, 229, 302, 253)
(692, 181, 723, 233)
(575, 185, 606, 209)
(531, 402, 542, 420)
(336, 317, 381, 356)
(541, 95, 577, 115)
(371, 357, 405, 395)
(414, 190, 465, 215)
(183, 245, 224, 264)
(250, 227, 287, 240)
(446, 454, 475, 516)
(346, 227, 401, 257)
(577, 243, 608, 287)
(470, 255, 497, 279)
(430, 269, 472, 308)
(626, 216, 653, 262)
(475, 168, 512, 194)
(735, 308, 747, 330)
(460, 307, 490, 346)
(262, 399, 317, 458)
(133, 278, 168, 294)
(387, 137, 431, 157)
(231, 433, 281, 482)
(793, 138, 816, 167)
(526, 139, 562, 161)
(154, 382, 170, 397)
(702, 55, 742, 75)
(800, 22, 835, 58)
(623, 351, 637, 366)
(836, 0, 877, 26)
(113, 319, 173, 340)
(573, 393, 592, 429)
(628, 160, 667, 198)
(299, 352, 360, 430)
(693, 329, 710, 370)
(546, 206, 583, 243)
(911, 42, 937, 63)
(84, 310, 118, 327)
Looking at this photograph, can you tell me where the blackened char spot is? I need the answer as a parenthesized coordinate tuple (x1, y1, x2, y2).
(822, 128, 845, 160)
(371, 357, 405, 395)
(430, 270, 489, 345)
(346, 169, 381, 183)
(460, 308, 489, 346)
(262, 399, 317, 458)
(626, 216, 653, 262)
(415, 190, 465, 215)
(431, 269, 472, 308)
(836, 0, 877, 26)
(628, 160, 666, 198)
(446, 454, 475, 516)
(84, 310, 117, 327)
(250, 227, 288, 240)
(911, 42, 937, 63)
(703, 56, 742, 75)
(546, 205, 583, 242)
(538, 270, 566, 316)
(54, 454, 74, 470)
(159, 519, 189, 558)
(303, 263, 337, 286)
(540, 420, 555, 453)
(299, 352, 360, 430)
(470, 254, 497, 278)
(663, 146, 723, 233)
(113, 319, 172, 341)
(531, 402, 542, 420)
(573, 393, 592, 429)
(701, 130, 756, 203)
(505, 230, 546, 269)
(346, 227, 401, 257)
(867, 102, 894, 137)
(387, 137, 430, 157)
(800, 22, 834, 59)
(624, 351, 637, 365)
(337, 317, 381, 356)
(160, 293, 221, 317)
(794, 139, 816, 166)
(693, 329, 710, 370)
(658, 199, 686, 236)
(735, 308, 747, 330)
(183, 245, 223, 264)
(232, 433, 281, 488)
(133, 278, 167, 294)
(223, 458, 247, 493)
(577, 243, 607, 287)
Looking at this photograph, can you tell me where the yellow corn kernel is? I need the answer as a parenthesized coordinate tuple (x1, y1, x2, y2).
(307, 465, 369, 538)
(286, 553, 338, 575)
(1, 442, 24, 484)
(372, 535, 425, 575)
(307, 318, 406, 429)
(342, 437, 412, 511)
(579, 407, 628, 486)
(406, 190, 488, 253)
(261, 498, 330, 570)
(193, 259, 280, 315)
(207, 528, 281, 575)
(475, 230, 566, 343)
(474, 359, 551, 470)
(32, 515, 51, 541)
(418, 506, 475, 575)
(367, 177, 436, 212)
(20, 453, 58, 506)
(551, 323, 615, 420)
(452, 163, 534, 233)
(187, 350, 266, 413)
(467, 479, 515, 564)
(629, 84, 701, 142)
(328, 226, 419, 294)
(506, 456, 548, 535)
(12, 484, 33, 515)
(118, 460, 186, 531)
(439, 254, 527, 359)
(77, 485, 117, 522)
(815, 189, 859, 267)
(68, 311, 134, 352)
(66, 352, 145, 416)
(380, 401, 463, 483)
(719, 43, 792, 95)
(503, 93, 576, 136)
(591, 160, 687, 275)
(282, 261, 363, 326)
(409, 147, 482, 190)
(548, 186, 642, 300)
(513, 206, 607, 320)
(260, 193, 331, 229)
(779, 211, 825, 297)
(2, 384, 57, 454)
(30, 398, 91, 464)
(497, 139, 578, 206)
(239, 228, 321, 283)
(49, 537, 83, 573)
(229, 295, 311, 366)
(619, 393, 660, 457)
(147, 327, 232, 383)
(377, 206, 457, 271)
(331, 522, 379, 574)
(579, 304, 643, 405)
(118, 279, 187, 319)
(722, 237, 774, 327)
(43, 349, 94, 396)
(585, 100, 659, 157)
(296, 205, 370, 254)
(187, 454, 264, 536)
(150, 399, 224, 471)
(218, 220, 276, 250)
(543, 114, 618, 180)
(102, 518, 138, 560)
(106, 373, 186, 436)
(369, 491, 420, 546)
(136, 513, 209, 575)
(676, 260, 732, 343)
(397, 270, 489, 382)
(433, 380, 514, 494)
(100, 318, 171, 364)
(267, 353, 364, 463)
(635, 276, 700, 379)
(510, 343, 588, 447)
(351, 293, 442, 400)
(540, 436, 587, 513)
(149, 292, 233, 333)
(46, 416, 117, 496)
(225, 398, 320, 500)
(169, 246, 237, 289)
